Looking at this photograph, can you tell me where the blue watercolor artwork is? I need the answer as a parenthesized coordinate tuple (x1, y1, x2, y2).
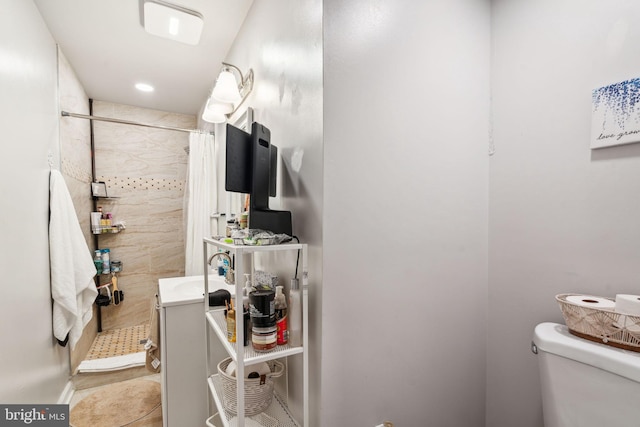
(591, 78, 640, 149)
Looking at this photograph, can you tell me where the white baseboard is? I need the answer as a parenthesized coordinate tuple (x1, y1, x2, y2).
(57, 380, 74, 405)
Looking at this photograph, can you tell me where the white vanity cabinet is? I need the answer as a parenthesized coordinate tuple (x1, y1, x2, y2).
(203, 238, 309, 427)
(159, 275, 232, 427)
(160, 299, 206, 427)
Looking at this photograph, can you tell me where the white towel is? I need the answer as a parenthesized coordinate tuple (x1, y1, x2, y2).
(49, 170, 97, 349)
(77, 352, 146, 373)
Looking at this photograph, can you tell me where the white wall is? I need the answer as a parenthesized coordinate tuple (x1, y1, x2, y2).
(324, 1, 490, 425)
(0, 0, 69, 403)
(488, 1, 640, 426)
(223, 0, 323, 424)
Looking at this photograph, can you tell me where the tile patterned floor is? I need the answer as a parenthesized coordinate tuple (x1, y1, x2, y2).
(85, 324, 149, 360)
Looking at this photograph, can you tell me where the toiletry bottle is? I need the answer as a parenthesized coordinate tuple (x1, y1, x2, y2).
(242, 274, 252, 344)
(93, 250, 103, 275)
(101, 249, 110, 274)
(222, 254, 230, 274)
(226, 299, 236, 343)
(243, 273, 252, 306)
(240, 212, 248, 229)
(97, 206, 104, 232)
(275, 285, 288, 345)
(288, 278, 302, 347)
(91, 212, 101, 234)
(243, 307, 250, 347)
(99, 207, 108, 231)
(226, 219, 238, 238)
(217, 258, 225, 276)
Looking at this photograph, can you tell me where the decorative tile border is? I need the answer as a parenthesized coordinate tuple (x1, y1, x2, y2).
(62, 157, 92, 183)
(97, 176, 184, 192)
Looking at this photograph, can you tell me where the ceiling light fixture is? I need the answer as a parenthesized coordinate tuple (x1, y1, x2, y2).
(202, 62, 254, 124)
(201, 98, 233, 124)
(135, 83, 155, 92)
(212, 69, 242, 104)
(142, 0, 203, 46)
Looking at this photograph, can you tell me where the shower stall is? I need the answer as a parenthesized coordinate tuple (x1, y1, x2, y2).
(61, 100, 206, 389)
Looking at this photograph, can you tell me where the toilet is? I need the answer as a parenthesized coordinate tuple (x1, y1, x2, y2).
(532, 322, 640, 427)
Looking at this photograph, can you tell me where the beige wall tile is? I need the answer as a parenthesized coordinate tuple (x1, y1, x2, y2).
(93, 101, 194, 330)
(58, 48, 97, 371)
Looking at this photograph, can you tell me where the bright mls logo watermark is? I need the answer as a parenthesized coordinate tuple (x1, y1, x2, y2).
(0, 405, 68, 426)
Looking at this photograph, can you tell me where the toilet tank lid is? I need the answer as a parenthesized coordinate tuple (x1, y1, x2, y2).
(533, 322, 640, 383)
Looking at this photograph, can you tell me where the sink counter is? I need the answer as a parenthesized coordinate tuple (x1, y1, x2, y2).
(158, 274, 236, 307)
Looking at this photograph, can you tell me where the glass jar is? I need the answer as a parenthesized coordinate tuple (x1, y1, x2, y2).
(110, 260, 122, 273)
(225, 220, 238, 238)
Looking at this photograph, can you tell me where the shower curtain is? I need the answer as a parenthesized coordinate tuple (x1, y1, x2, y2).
(184, 131, 217, 276)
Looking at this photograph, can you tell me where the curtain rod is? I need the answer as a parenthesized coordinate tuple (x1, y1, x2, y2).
(61, 111, 213, 135)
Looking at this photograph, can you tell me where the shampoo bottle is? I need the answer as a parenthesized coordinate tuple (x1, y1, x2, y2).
(101, 249, 110, 274)
(275, 286, 288, 345)
(288, 278, 302, 347)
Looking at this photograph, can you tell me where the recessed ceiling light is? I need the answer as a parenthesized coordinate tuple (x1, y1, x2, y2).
(168, 17, 180, 36)
(142, 0, 204, 46)
(135, 83, 155, 92)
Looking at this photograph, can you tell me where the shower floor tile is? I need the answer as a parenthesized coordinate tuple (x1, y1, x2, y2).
(85, 324, 149, 360)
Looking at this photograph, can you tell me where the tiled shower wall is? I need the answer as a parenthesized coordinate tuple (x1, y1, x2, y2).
(57, 48, 97, 371)
(92, 100, 194, 330)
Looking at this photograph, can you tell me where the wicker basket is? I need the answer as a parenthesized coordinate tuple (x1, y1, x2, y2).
(217, 357, 284, 416)
(556, 293, 640, 352)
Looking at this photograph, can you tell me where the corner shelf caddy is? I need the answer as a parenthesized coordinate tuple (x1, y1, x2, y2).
(90, 182, 125, 331)
(203, 237, 309, 427)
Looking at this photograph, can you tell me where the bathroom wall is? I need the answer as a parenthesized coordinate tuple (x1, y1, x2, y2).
(223, 0, 323, 423)
(92, 101, 193, 330)
(0, 0, 69, 403)
(57, 47, 97, 372)
(323, 0, 490, 425)
(229, 1, 490, 425)
(488, 1, 640, 426)
(9, 0, 638, 421)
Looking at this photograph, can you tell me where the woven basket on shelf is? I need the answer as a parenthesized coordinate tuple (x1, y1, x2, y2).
(217, 357, 284, 416)
(556, 293, 640, 353)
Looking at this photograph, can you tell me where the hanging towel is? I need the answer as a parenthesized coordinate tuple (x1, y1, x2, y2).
(49, 170, 97, 349)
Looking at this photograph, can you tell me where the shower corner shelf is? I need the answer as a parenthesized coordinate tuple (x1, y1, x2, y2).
(91, 182, 125, 234)
(92, 226, 124, 235)
(203, 237, 309, 427)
